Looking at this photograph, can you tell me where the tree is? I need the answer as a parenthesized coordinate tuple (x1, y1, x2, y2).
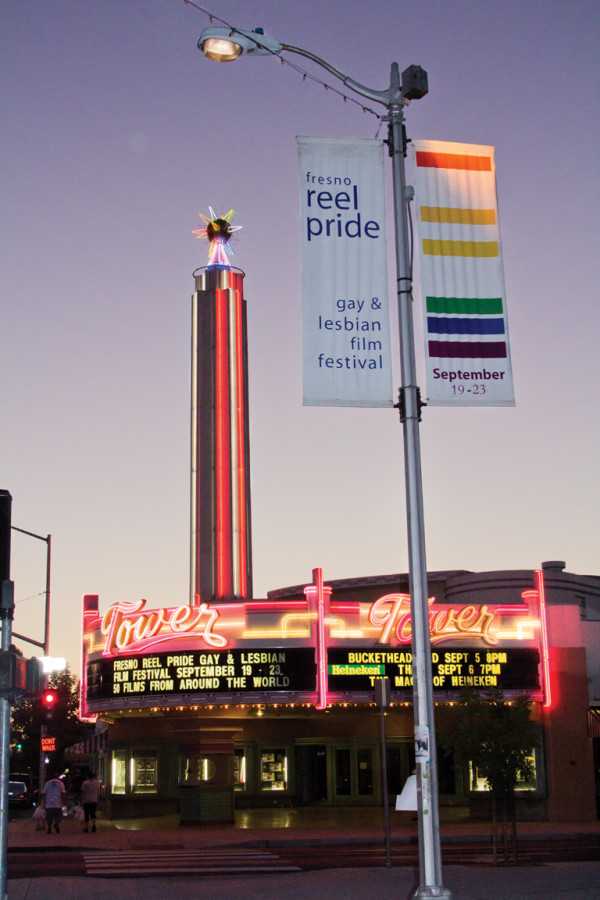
(11, 668, 92, 777)
(438, 689, 539, 863)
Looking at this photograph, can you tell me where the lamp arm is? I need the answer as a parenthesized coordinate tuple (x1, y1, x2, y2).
(281, 43, 392, 107)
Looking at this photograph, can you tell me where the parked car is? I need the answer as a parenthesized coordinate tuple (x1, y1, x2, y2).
(8, 780, 31, 809)
(10, 772, 34, 792)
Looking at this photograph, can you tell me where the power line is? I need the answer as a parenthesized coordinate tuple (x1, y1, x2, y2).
(15, 591, 45, 606)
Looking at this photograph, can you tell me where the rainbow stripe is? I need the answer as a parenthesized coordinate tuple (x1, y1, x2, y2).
(427, 317, 505, 336)
(420, 206, 496, 225)
(416, 151, 492, 171)
(429, 340, 507, 359)
(423, 239, 499, 258)
(426, 297, 502, 315)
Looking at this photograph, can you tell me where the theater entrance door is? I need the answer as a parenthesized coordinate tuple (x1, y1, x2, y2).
(296, 744, 328, 805)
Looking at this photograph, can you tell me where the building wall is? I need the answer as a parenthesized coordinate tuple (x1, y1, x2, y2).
(544, 647, 596, 821)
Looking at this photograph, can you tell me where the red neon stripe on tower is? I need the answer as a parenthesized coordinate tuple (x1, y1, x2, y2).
(235, 292, 247, 597)
(214, 287, 224, 596)
(215, 288, 232, 597)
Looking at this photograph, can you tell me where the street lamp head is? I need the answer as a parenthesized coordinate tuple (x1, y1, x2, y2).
(197, 26, 282, 63)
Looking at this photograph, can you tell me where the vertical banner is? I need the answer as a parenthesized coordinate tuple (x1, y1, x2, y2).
(412, 140, 515, 406)
(298, 137, 393, 407)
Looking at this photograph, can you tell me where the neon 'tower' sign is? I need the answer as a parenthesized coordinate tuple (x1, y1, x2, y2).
(101, 599, 227, 655)
(369, 594, 498, 645)
(91, 592, 535, 657)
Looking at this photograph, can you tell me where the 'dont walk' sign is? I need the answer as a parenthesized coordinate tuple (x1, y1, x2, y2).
(412, 139, 515, 407)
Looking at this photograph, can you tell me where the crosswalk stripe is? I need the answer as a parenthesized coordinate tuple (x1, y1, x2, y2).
(83, 849, 301, 877)
(85, 866, 301, 874)
(86, 858, 277, 864)
(86, 852, 275, 858)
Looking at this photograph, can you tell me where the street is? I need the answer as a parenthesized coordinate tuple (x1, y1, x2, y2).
(7, 863, 600, 899)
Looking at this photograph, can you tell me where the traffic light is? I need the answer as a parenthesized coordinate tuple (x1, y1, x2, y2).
(40, 689, 58, 720)
(0, 652, 41, 695)
(0, 490, 11, 584)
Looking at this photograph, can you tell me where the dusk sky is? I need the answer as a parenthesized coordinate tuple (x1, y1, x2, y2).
(3, 0, 599, 674)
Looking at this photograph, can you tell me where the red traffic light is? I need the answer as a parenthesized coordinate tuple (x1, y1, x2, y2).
(41, 690, 58, 708)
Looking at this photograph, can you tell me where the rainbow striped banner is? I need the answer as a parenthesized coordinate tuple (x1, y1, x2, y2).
(412, 140, 514, 406)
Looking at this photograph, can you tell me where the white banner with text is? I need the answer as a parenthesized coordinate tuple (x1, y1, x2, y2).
(298, 137, 393, 407)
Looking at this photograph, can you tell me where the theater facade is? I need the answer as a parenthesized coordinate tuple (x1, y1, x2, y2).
(81, 559, 600, 822)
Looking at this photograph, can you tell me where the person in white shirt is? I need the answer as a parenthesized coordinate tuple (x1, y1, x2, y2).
(42, 773, 65, 835)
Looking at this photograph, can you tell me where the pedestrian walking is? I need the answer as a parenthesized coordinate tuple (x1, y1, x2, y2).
(80, 771, 101, 833)
(42, 772, 65, 835)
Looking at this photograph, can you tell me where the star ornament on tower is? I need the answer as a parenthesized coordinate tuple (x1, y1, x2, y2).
(193, 206, 243, 267)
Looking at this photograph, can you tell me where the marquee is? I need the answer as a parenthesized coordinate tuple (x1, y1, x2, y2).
(81, 568, 550, 716)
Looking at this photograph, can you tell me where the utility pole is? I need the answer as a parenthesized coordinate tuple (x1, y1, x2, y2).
(375, 677, 392, 867)
(0, 491, 14, 900)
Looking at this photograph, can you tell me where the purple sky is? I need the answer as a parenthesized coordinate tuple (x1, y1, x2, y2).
(3, 0, 599, 673)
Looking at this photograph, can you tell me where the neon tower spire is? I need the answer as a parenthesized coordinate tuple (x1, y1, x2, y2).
(190, 207, 252, 604)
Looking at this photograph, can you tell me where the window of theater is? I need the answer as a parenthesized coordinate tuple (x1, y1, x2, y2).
(468, 750, 538, 793)
(179, 756, 217, 785)
(111, 750, 127, 795)
(260, 750, 287, 791)
(233, 749, 246, 791)
(131, 754, 158, 794)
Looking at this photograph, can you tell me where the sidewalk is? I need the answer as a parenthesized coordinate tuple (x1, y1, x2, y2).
(9, 807, 600, 851)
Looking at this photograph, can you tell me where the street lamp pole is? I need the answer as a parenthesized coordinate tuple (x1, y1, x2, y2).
(198, 28, 450, 898)
(10, 527, 51, 655)
(10, 526, 52, 793)
(387, 68, 445, 895)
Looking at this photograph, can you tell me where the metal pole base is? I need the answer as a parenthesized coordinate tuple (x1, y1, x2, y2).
(413, 887, 453, 899)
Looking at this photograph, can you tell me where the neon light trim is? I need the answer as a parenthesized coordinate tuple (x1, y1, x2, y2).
(215, 289, 232, 597)
(305, 569, 330, 711)
(534, 570, 552, 708)
(242, 611, 316, 640)
(215, 288, 224, 595)
(190, 295, 199, 605)
(235, 290, 247, 597)
(492, 605, 531, 614)
(229, 289, 240, 595)
(244, 601, 307, 611)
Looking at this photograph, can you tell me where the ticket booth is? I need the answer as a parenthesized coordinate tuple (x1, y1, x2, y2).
(178, 728, 239, 824)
